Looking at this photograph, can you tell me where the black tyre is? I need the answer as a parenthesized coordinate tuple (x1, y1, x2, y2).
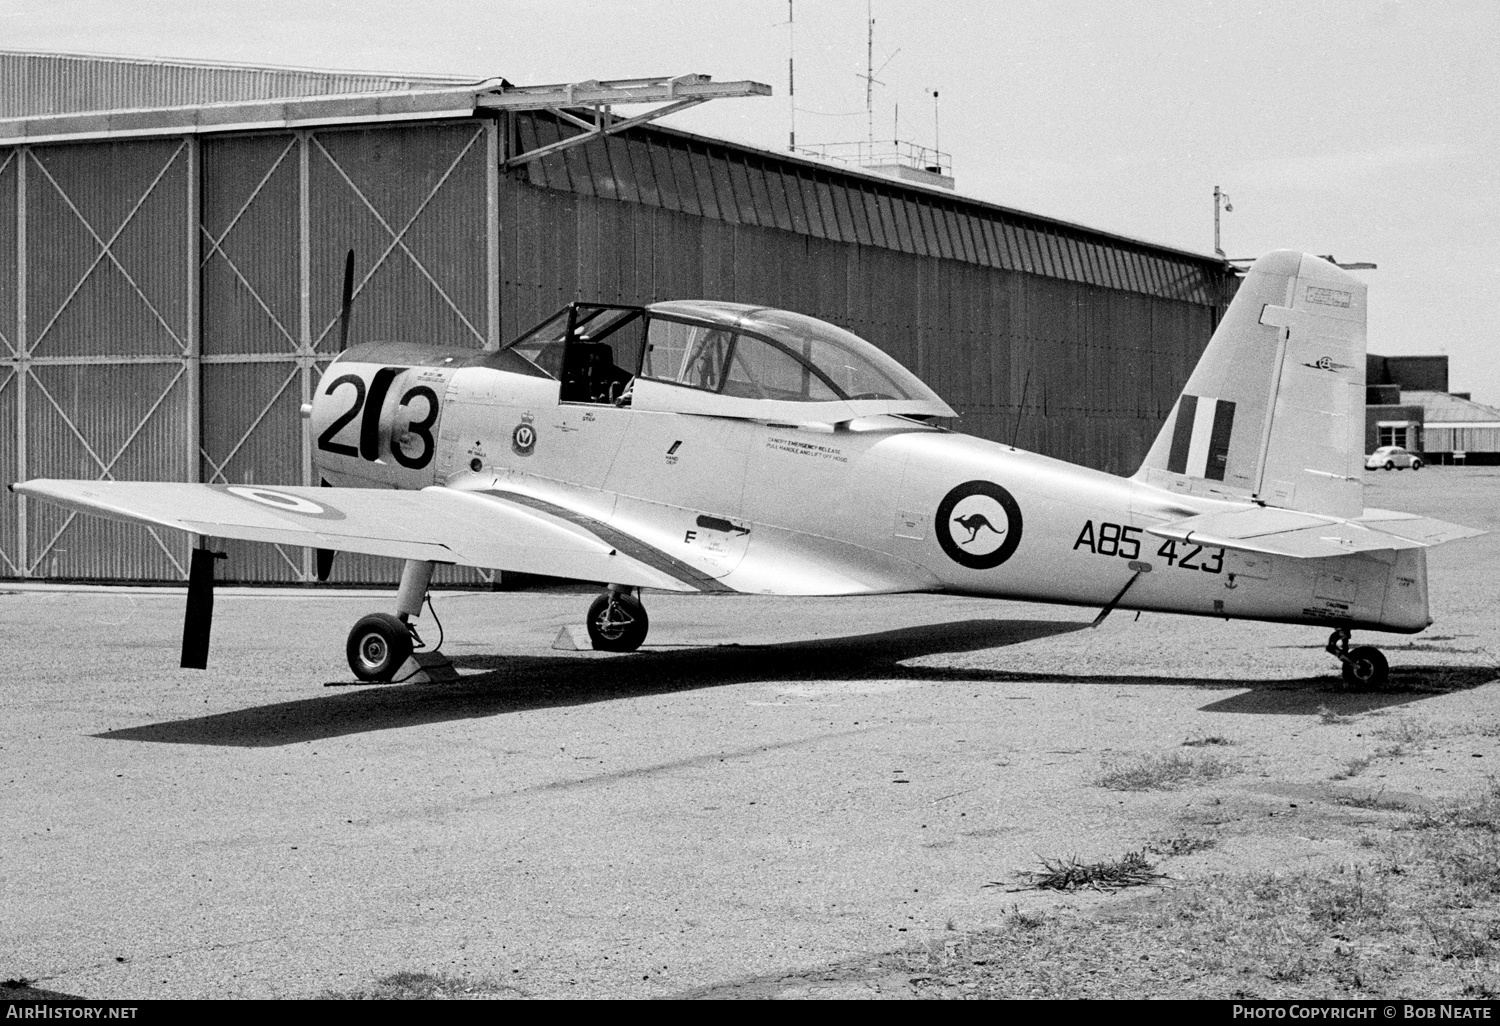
(347, 612, 413, 682)
(1342, 646, 1389, 691)
(586, 592, 649, 652)
(1384, 461, 1394, 471)
(1412, 460, 1423, 471)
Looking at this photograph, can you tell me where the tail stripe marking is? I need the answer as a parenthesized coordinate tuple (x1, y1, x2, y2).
(1168, 394, 1236, 480)
(1185, 395, 1219, 477)
(1167, 394, 1198, 474)
(1205, 399, 1237, 482)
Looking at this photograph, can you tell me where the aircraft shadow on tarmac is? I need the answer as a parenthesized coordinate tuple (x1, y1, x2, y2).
(93, 618, 1500, 748)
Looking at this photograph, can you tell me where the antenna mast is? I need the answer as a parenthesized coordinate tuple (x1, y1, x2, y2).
(788, 0, 796, 152)
(866, 0, 875, 146)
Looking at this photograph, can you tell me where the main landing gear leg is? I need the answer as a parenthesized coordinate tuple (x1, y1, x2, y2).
(586, 584, 649, 652)
(1326, 628, 1389, 691)
(344, 559, 457, 683)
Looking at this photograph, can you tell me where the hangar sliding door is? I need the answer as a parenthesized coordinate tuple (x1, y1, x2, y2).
(9, 138, 195, 580)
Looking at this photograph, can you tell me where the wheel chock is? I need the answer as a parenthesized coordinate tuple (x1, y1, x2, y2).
(394, 650, 461, 683)
(552, 626, 584, 651)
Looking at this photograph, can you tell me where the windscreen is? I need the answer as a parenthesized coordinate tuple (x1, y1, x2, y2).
(503, 305, 645, 380)
(505, 310, 569, 378)
(736, 309, 943, 403)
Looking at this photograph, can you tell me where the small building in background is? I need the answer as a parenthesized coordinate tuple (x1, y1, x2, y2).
(1408, 391, 1500, 466)
(1366, 354, 1500, 464)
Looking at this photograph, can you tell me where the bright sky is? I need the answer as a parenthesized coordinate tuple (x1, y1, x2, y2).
(5, 0, 1498, 403)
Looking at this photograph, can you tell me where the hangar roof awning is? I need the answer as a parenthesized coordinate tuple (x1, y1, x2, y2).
(0, 74, 772, 153)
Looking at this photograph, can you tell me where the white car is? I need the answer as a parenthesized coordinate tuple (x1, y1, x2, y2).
(1366, 445, 1423, 471)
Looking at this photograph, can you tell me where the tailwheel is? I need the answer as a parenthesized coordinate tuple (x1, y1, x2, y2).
(586, 590, 649, 652)
(347, 612, 414, 682)
(1342, 646, 1389, 691)
(1325, 628, 1388, 691)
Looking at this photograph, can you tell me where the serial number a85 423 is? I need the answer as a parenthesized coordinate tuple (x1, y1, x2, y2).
(1073, 520, 1223, 574)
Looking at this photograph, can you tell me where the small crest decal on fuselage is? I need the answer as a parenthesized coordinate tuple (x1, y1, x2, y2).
(512, 422, 537, 456)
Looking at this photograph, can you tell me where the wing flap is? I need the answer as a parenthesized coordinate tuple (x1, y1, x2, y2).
(12, 480, 697, 592)
(1146, 504, 1484, 559)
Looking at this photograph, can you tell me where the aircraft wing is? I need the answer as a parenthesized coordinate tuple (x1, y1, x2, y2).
(1145, 505, 1485, 559)
(10, 479, 700, 592)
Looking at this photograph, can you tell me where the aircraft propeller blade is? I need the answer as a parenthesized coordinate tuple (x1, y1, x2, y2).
(180, 547, 226, 669)
(337, 249, 355, 352)
(317, 478, 336, 581)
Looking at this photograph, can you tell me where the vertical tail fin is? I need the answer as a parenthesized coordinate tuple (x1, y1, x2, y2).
(1136, 251, 1367, 518)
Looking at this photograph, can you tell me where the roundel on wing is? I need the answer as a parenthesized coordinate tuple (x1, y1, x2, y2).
(222, 486, 347, 521)
(934, 480, 1023, 570)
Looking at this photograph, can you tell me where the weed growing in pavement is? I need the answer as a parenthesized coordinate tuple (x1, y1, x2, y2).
(1146, 834, 1217, 857)
(1006, 905, 1048, 929)
(1095, 751, 1235, 791)
(1183, 736, 1234, 747)
(1375, 718, 1433, 751)
(1429, 921, 1499, 961)
(1405, 779, 1500, 833)
(1305, 865, 1390, 927)
(322, 971, 520, 1000)
(1005, 850, 1161, 893)
(1332, 756, 1374, 780)
(1318, 705, 1355, 725)
(1336, 788, 1396, 811)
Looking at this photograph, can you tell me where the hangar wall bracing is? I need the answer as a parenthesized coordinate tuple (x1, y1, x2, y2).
(0, 111, 1234, 584)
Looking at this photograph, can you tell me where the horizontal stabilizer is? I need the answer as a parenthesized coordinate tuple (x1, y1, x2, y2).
(1146, 505, 1484, 560)
(1353, 508, 1489, 546)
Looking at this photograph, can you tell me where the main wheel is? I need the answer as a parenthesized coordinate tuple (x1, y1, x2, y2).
(347, 612, 413, 682)
(586, 592, 649, 652)
(1412, 460, 1423, 471)
(1342, 646, 1389, 691)
(1384, 461, 1394, 471)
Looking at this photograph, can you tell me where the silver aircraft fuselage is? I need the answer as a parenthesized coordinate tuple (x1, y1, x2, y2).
(313, 349, 1430, 634)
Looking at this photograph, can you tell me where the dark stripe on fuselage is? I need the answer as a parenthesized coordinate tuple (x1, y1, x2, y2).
(1205, 399, 1236, 481)
(1167, 394, 1197, 474)
(489, 491, 736, 594)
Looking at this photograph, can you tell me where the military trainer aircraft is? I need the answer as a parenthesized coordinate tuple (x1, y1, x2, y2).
(12, 250, 1483, 688)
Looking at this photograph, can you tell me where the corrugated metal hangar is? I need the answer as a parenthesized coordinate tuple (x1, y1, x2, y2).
(0, 51, 1239, 584)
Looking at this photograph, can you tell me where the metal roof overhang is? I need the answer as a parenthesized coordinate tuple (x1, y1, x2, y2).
(0, 68, 1225, 271)
(0, 74, 772, 146)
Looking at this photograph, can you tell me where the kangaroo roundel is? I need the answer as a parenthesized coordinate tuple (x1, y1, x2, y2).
(935, 480, 1023, 569)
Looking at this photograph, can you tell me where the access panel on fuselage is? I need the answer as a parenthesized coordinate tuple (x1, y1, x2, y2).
(437, 367, 630, 493)
(602, 410, 750, 519)
(738, 422, 911, 558)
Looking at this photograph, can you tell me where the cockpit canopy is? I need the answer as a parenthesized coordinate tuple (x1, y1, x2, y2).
(500, 300, 956, 421)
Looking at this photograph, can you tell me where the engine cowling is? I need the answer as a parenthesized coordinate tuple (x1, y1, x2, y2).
(307, 342, 469, 488)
